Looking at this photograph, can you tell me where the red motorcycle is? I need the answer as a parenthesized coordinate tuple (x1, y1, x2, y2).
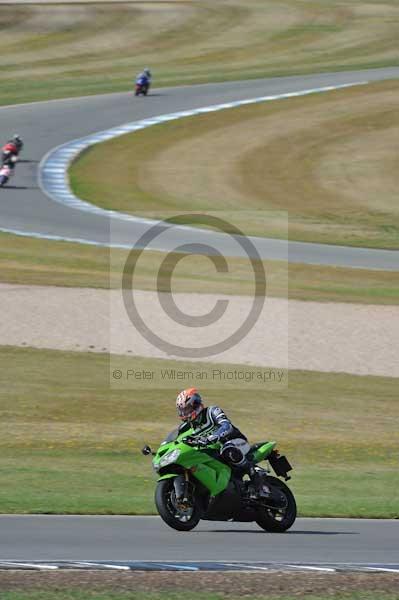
(2, 142, 19, 163)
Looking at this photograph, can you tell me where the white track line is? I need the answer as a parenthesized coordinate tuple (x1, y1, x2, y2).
(33, 81, 368, 247)
(152, 563, 199, 571)
(0, 226, 124, 248)
(0, 561, 398, 572)
(363, 567, 399, 573)
(0, 561, 58, 570)
(223, 563, 269, 571)
(287, 565, 336, 572)
(74, 561, 130, 570)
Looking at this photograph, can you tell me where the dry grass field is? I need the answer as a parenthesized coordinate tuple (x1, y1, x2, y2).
(0, 0, 398, 104)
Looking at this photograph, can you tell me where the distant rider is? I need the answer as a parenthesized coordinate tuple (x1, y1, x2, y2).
(9, 134, 23, 154)
(2, 135, 23, 165)
(136, 67, 152, 89)
(176, 388, 270, 498)
(1, 153, 18, 172)
(142, 67, 152, 83)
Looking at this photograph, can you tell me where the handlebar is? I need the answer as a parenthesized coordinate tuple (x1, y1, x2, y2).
(182, 436, 208, 447)
(182, 436, 196, 446)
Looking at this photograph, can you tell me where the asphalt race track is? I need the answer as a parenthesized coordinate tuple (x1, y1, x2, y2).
(1, 68, 399, 269)
(1, 516, 398, 569)
(1, 71, 399, 570)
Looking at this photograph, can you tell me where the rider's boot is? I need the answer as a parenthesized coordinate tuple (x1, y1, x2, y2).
(248, 465, 271, 499)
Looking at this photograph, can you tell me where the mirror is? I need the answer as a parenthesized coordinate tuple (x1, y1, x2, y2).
(141, 445, 152, 456)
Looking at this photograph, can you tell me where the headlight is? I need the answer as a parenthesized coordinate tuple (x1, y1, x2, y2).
(159, 448, 181, 467)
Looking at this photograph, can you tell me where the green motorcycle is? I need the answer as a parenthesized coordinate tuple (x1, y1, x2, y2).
(142, 428, 296, 532)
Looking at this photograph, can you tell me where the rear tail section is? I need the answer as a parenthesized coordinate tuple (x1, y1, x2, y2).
(251, 441, 276, 463)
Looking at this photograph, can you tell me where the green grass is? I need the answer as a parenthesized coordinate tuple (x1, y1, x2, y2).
(0, 449, 151, 515)
(0, 346, 398, 516)
(0, 0, 399, 106)
(70, 80, 399, 250)
(1, 451, 397, 517)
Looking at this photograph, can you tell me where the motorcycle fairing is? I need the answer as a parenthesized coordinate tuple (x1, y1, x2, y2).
(156, 440, 231, 496)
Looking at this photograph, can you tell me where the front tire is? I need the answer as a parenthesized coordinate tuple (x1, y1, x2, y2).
(155, 478, 202, 531)
(255, 476, 297, 532)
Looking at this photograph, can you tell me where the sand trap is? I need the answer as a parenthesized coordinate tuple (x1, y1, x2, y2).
(1, 283, 398, 377)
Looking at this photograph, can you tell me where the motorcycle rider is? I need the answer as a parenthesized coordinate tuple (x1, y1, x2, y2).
(136, 67, 152, 89)
(176, 388, 270, 498)
(1, 153, 18, 172)
(2, 135, 23, 165)
(9, 134, 23, 154)
(142, 67, 152, 82)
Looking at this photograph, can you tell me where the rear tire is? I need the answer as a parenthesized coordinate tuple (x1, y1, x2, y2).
(155, 478, 202, 531)
(255, 476, 296, 532)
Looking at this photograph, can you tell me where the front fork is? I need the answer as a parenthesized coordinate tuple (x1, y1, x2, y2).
(173, 470, 191, 505)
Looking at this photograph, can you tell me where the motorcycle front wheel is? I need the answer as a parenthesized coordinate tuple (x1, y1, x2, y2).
(255, 476, 297, 532)
(155, 478, 202, 531)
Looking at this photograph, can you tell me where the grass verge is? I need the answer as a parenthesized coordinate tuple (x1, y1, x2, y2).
(0, 346, 398, 516)
(1, 0, 399, 106)
(70, 80, 399, 250)
(1, 233, 398, 304)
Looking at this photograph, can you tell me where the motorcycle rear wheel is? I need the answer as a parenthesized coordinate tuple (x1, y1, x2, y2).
(155, 478, 202, 531)
(255, 476, 297, 532)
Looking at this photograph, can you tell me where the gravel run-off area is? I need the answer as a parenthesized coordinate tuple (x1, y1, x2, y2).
(0, 570, 399, 597)
(1, 284, 398, 377)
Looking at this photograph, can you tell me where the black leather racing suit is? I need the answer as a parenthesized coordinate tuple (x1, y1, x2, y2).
(178, 406, 249, 467)
(178, 407, 269, 497)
